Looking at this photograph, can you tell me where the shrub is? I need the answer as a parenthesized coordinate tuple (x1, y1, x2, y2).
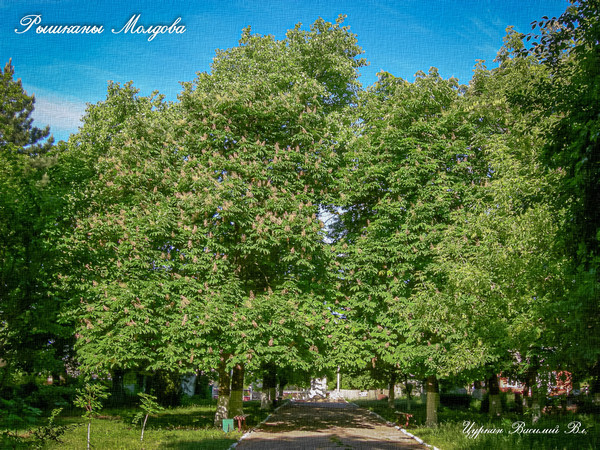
(31, 408, 78, 448)
(0, 397, 42, 429)
(480, 392, 508, 413)
(440, 393, 471, 409)
(575, 397, 600, 414)
(26, 385, 77, 410)
(132, 393, 164, 443)
(74, 382, 110, 450)
(181, 395, 214, 407)
(147, 371, 182, 407)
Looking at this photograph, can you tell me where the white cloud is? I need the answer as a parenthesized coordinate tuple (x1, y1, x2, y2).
(469, 16, 502, 42)
(24, 86, 87, 137)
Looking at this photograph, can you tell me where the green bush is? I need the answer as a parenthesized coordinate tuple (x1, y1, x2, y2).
(575, 397, 600, 414)
(180, 395, 215, 407)
(146, 371, 182, 407)
(31, 408, 78, 448)
(26, 385, 77, 410)
(0, 397, 42, 429)
(480, 392, 508, 413)
(440, 393, 471, 409)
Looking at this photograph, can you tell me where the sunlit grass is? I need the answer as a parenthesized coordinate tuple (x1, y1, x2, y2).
(1, 400, 269, 449)
(47, 419, 241, 450)
(353, 398, 599, 450)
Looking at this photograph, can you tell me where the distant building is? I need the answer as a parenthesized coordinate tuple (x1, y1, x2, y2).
(498, 371, 573, 396)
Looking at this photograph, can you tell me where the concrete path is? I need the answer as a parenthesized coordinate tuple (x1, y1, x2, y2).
(235, 400, 428, 449)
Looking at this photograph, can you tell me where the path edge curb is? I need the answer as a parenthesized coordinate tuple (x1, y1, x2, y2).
(227, 400, 290, 449)
(347, 401, 440, 450)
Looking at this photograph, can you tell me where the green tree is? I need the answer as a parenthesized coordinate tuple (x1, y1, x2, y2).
(330, 69, 494, 425)
(523, 0, 600, 387)
(0, 59, 53, 154)
(438, 43, 569, 416)
(74, 382, 110, 450)
(0, 60, 69, 386)
(58, 16, 365, 425)
(132, 392, 164, 443)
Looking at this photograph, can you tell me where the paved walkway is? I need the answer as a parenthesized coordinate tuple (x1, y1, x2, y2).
(235, 400, 428, 449)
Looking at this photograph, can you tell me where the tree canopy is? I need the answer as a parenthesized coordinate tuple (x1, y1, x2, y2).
(2, 2, 599, 427)
(57, 16, 366, 379)
(0, 60, 67, 386)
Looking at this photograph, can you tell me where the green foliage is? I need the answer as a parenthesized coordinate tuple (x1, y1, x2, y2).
(132, 393, 164, 443)
(0, 397, 42, 429)
(0, 59, 53, 152)
(58, 16, 365, 384)
(146, 370, 183, 407)
(3, 5, 597, 429)
(437, 47, 569, 383)
(31, 408, 76, 447)
(329, 68, 491, 379)
(74, 382, 109, 420)
(339, 367, 390, 390)
(133, 393, 164, 423)
(26, 384, 78, 410)
(73, 382, 110, 449)
(0, 60, 71, 385)
(523, 0, 600, 374)
(439, 393, 471, 409)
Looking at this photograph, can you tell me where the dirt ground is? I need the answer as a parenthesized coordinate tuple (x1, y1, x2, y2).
(234, 400, 429, 449)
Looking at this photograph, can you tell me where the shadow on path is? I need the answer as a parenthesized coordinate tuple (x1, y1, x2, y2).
(235, 400, 427, 449)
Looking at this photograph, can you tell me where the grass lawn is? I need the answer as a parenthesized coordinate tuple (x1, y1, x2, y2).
(1, 400, 269, 449)
(353, 397, 599, 450)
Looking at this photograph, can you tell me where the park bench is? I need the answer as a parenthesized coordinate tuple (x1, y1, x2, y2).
(233, 414, 249, 431)
(394, 411, 413, 428)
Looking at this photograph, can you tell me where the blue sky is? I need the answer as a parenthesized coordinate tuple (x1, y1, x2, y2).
(1, 0, 569, 142)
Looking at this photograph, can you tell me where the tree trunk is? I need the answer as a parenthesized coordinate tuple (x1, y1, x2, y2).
(514, 392, 523, 414)
(425, 375, 439, 427)
(141, 413, 148, 442)
(591, 358, 600, 404)
(525, 362, 541, 423)
(229, 363, 245, 417)
(472, 380, 484, 400)
(559, 395, 567, 415)
(110, 368, 125, 405)
(531, 382, 543, 423)
(0, 361, 12, 390)
(260, 363, 277, 410)
(214, 355, 231, 427)
(488, 375, 502, 417)
(388, 371, 397, 409)
(277, 375, 287, 405)
(531, 389, 542, 422)
(405, 375, 412, 411)
(86, 421, 91, 450)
